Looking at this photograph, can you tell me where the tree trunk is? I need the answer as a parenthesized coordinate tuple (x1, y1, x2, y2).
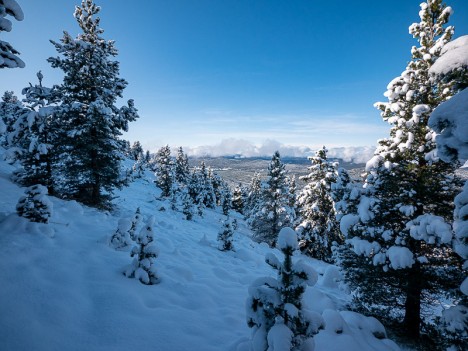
(403, 261, 422, 339)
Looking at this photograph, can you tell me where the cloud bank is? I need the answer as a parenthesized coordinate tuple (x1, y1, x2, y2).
(185, 139, 375, 164)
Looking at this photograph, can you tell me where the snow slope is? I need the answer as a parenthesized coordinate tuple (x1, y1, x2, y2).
(0, 156, 399, 351)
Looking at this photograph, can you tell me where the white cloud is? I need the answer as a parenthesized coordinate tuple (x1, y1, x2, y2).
(185, 138, 375, 164)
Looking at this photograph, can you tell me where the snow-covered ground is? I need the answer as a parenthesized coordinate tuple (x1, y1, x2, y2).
(0, 156, 399, 351)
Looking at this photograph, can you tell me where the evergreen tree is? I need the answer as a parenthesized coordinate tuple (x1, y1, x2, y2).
(124, 216, 160, 285)
(218, 217, 235, 251)
(221, 183, 232, 216)
(246, 227, 323, 351)
(128, 207, 142, 241)
(250, 151, 294, 246)
(193, 162, 216, 209)
(287, 175, 297, 210)
(175, 146, 190, 184)
(9, 72, 59, 193)
(0, 91, 24, 146)
(155, 145, 174, 197)
(429, 75, 468, 349)
(131, 153, 146, 179)
(210, 170, 224, 206)
(231, 183, 244, 214)
(0, 0, 24, 69)
(342, 1, 463, 339)
(181, 188, 194, 221)
(48, 0, 139, 209)
(330, 167, 360, 223)
(109, 217, 132, 250)
(16, 184, 53, 223)
(295, 146, 341, 262)
(129, 141, 143, 161)
(244, 172, 262, 220)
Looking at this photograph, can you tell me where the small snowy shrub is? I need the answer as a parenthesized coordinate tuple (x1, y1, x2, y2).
(218, 217, 235, 251)
(246, 227, 323, 351)
(124, 216, 160, 285)
(16, 185, 53, 223)
(128, 207, 143, 241)
(109, 218, 132, 250)
(182, 190, 194, 221)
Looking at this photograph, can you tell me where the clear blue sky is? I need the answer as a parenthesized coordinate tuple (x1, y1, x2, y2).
(1, 0, 468, 154)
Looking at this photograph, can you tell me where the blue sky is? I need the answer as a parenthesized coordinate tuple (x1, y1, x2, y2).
(2, 0, 468, 155)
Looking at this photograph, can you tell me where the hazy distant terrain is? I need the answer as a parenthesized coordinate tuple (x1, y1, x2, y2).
(189, 156, 366, 187)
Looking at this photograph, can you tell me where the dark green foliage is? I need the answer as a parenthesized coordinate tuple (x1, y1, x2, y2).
(218, 217, 234, 251)
(16, 184, 53, 223)
(250, 152, 295, 246)
(296, 146, 341, 262)
(48, 0, 138, 209)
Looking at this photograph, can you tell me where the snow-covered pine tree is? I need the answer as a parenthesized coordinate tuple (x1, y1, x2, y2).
(221, 183, 232, 216)
(250, 152, 294, 246)
(0, 91, 24, 146)
(330, 167, 360, 223)
(295, 146, 341, 262)
(287, 175, 297, 210)
(175, 146, 190, 185)
(210, 171, 224, 206)
(129, 141, 143, 161)
(131, 153, 146, 179)
(218, 217, 235, 251)
(244, 172, 262, 220)
(155, 145, 174, 197)
(342, 1, 464, 340)
(16, 184, 53, 223)
(9, 72, 60, 193)
(231, 183, 244, 214)
(128, 207, 143, 241)
(124, 216, 160, 285)
(246, 227, 323, 351)
(181, 188, 194, 220)
(0, 0, 24, 69)
(429, 77, 468, 349)
(194, 162, 216, 209)
(48, 0, 138, 209)
(109, 217, 132, 250)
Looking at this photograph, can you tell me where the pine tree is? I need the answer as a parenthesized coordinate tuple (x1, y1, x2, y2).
(330, 167, 360, 223)
(342, 1, 463, 339)
(155, 145, 174, 197)
(231, 183, 244, 214)
(218, 217, 235, 251)
(295, 146, 341, 262)
(221, 183, 232, 216)
(287, 175, 297, 210)
(9, 72, 60, 193)
(428, 68, 468, 349)
(129, 141, 144, 161)
(244, 173, 262, 220)
(175, 146, 190, 184)
(16, 184, 53, 223)
(0, 0, 24, 68)
(128, 207, 142, 241)
(246, 227, 323, 351)
(181, 188, 194, 220)
(131, 153, 146, 179)
(48, 0, 138, 209)
(124, 216, 160, 285)
(210, 171, 224, 206)
(0, 91, 24, 146)
(250, 152, 294, 246)
(193, 162, 216, 209)
(109, 217, 132, 250)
